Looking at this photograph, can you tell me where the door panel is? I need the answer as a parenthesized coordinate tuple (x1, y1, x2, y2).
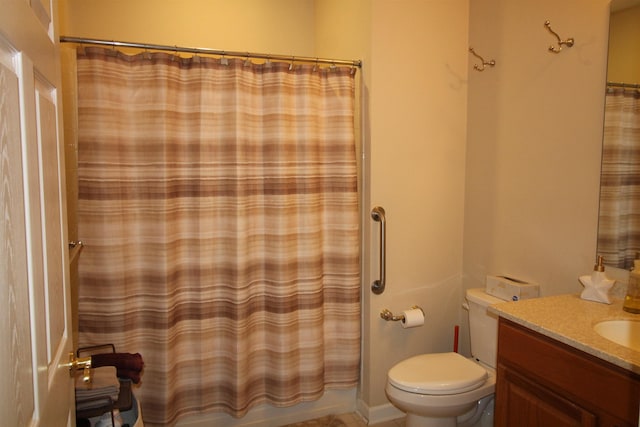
(37, 76, 66, 362)
(0, 0, 74, 425)
(0, 41, 37, 427)
(30, 0, 53, 34)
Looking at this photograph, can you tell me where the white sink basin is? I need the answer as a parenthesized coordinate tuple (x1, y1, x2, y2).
(593, 320, 640, 352)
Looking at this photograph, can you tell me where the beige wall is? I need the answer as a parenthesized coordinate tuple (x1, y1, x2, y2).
(60, 0, 316, 55)
(362, 0, 470, 413)
(59, 0, 614, 424)
(608, 4, 640, 83)
(464, 0, 610, 299)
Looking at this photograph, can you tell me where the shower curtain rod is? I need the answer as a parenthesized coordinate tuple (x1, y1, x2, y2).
(59, 36, 362, 68)
(607, 81, 640, 89)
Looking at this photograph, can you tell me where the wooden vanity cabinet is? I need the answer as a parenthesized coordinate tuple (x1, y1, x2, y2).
(495, 318, 640, 427)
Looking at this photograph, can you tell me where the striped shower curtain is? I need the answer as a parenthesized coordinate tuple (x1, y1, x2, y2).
(598, 87, 640, 269)
(75, 47, 360, 426)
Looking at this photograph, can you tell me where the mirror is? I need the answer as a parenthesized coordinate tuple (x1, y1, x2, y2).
(596, 0, 640, 270)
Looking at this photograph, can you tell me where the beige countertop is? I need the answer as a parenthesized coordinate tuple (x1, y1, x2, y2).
(489, 294, 640, 375)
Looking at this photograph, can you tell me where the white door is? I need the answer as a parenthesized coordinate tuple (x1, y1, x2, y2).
(0, 0, 74, 426)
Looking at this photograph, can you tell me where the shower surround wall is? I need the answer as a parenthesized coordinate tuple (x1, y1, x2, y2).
(59, 0, 611, 425)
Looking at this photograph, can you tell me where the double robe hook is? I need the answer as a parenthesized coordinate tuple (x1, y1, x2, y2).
(544, 20, 574, 53)
(469, 47, 495, 72)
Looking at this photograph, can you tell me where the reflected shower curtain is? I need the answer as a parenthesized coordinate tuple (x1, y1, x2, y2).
(76, 47, 360, 426)
(598, 87, 640, 269)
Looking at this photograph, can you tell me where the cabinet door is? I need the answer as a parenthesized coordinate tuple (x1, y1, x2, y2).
(496, 318, 640, 427)
(496, 365, 597, 427)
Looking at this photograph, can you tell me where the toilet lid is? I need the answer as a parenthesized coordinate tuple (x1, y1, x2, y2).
(388, 352, 488, 395)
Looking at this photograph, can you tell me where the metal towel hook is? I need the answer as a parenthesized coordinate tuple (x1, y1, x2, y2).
(371, 206, 386, 295)
(544, 20, 574, 53)
(469, 47, 495, 71)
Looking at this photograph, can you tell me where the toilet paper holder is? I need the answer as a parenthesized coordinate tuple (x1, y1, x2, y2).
(380, 306, 424, 321)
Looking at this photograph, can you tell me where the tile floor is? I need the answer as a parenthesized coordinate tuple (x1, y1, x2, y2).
(281, 412, 405, 427)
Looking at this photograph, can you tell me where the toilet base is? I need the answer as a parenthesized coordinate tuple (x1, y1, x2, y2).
(403, 394, 493, 427)
(458, 395, 494, 427)
(405, 414, 457, 427)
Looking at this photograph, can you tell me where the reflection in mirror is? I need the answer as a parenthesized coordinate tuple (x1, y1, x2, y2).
(597, 0, 640, 270)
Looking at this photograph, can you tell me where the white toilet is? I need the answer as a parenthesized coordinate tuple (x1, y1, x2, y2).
(385, 288, 506, 427)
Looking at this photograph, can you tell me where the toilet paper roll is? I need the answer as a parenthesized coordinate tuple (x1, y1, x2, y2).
(401, 308, 425, 329)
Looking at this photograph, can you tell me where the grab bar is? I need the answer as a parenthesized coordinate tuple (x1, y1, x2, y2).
(371, 206, 386, 294)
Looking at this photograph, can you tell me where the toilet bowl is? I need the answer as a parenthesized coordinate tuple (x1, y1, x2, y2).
(385, 288, 510, 427)
(385, 352, 495, 427)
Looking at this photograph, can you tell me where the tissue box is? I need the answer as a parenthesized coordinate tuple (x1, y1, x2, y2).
(486, 275, 539, 301)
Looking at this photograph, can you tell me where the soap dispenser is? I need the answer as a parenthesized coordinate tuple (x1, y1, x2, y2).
(579, 256, 615, 304)
(623, 258, 640, 314)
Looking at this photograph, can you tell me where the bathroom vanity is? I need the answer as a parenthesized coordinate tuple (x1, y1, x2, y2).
(490, 295, 640, 427)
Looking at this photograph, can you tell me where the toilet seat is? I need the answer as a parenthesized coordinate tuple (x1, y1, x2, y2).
(388, 352, 488, 395)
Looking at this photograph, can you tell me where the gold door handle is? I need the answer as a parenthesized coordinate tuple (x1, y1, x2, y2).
(66, 352, 92, 383)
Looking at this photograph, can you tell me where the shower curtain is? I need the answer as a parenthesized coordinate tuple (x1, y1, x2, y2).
(597, 87, 640, 269)
(75, 47, 360, 426)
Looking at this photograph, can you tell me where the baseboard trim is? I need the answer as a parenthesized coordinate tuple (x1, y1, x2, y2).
(356, 398, 404, 425)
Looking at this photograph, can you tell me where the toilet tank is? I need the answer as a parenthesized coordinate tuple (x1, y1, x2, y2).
(465, 288, 507, 369)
